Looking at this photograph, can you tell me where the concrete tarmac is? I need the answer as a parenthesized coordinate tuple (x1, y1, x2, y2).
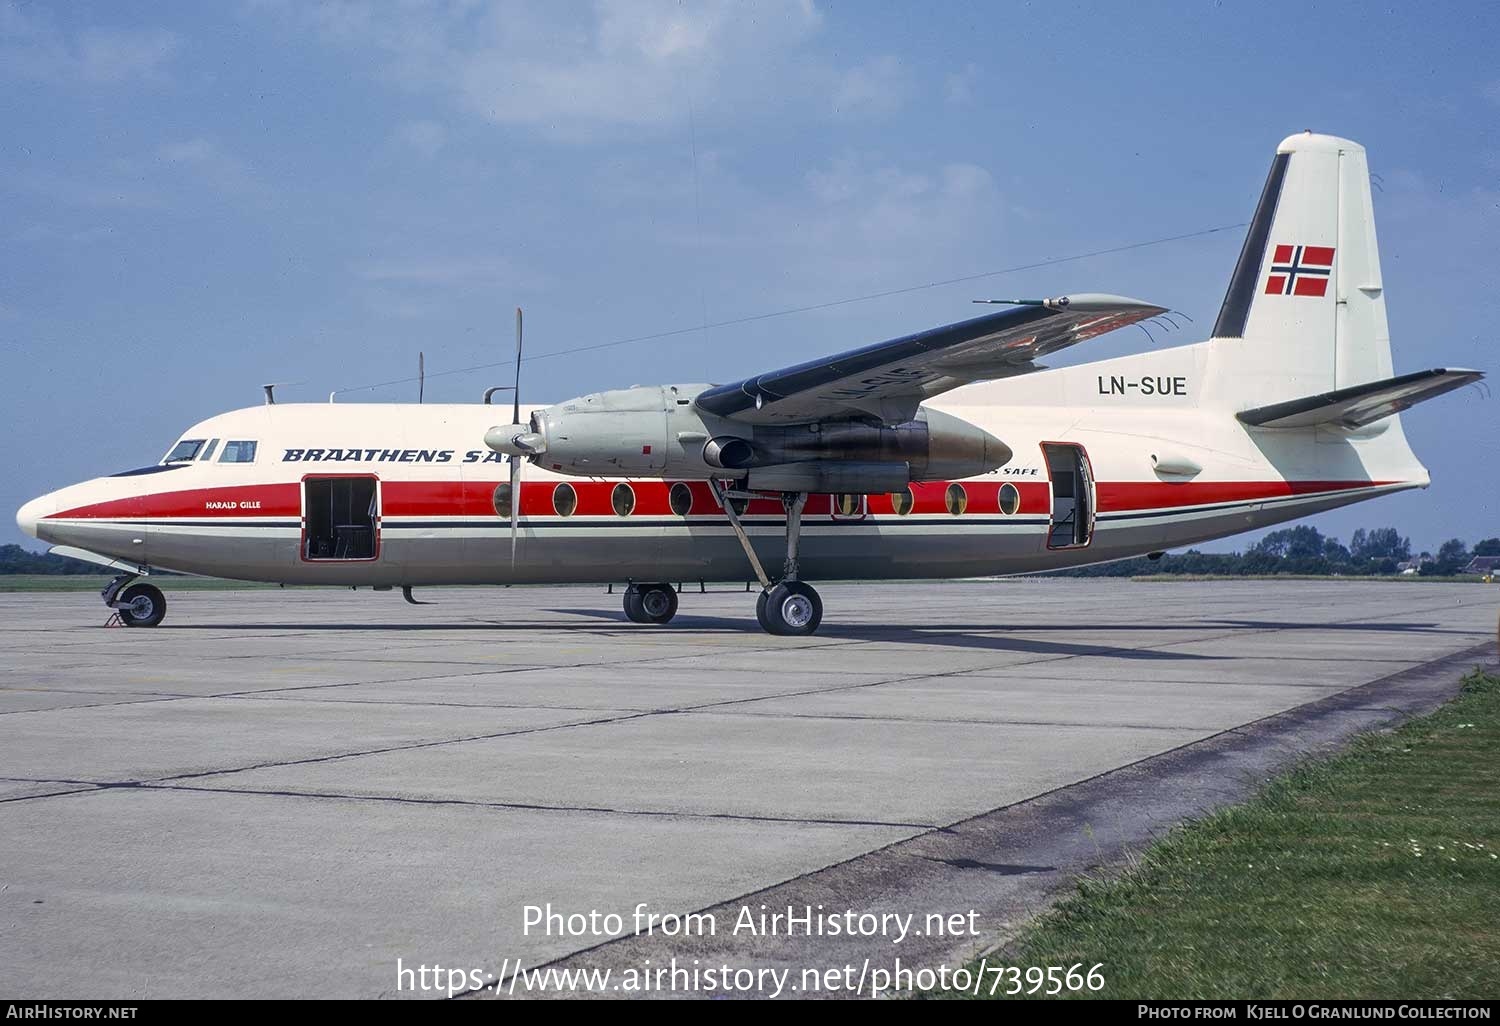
(0, 579, 1495, 998)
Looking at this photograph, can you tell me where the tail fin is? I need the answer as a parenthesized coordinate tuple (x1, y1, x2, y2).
(1209, 132, 1393, 407)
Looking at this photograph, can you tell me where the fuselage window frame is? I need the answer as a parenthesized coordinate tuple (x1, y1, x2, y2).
(999, 482, 1021, 516)
(492, 482, 513, 520)
(553, 482, 578, 517)
(612, 482, 636, 517)
(944, 483, 968, 516)
(219, 440, 259, 464)
(163, 439, 206, 464)
(669, 482, 693, 516)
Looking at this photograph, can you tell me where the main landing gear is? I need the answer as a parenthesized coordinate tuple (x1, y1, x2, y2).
(623, 582, 679, 625)
(618, 485, 824, 637)
(714, 483, 823, 637)
(103, 576, 166, 628)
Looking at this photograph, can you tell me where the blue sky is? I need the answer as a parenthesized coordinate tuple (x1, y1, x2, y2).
(2, 0, 1496, 553)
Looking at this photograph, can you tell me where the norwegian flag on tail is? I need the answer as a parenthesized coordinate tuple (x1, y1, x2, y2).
(1265, 244, 1335, 297)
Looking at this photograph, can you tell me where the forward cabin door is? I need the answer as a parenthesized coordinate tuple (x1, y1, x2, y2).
(1042, 443, 1095, 549)
(301, 475, 381, 562)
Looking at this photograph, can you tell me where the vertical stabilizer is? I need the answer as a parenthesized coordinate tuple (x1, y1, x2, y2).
(1208, 133, 1392, 408)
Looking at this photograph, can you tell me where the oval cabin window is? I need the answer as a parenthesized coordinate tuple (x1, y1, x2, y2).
(612, 482, 636, 517)
(835, 494, 861, 516)
(552, 482, 577, 517)
(669, 482, 693, 516)
(492, 482, 513, 520)
(890, 489, 913, 516)
(944, 483, 968, 516)
(999, 482, 1021, 516)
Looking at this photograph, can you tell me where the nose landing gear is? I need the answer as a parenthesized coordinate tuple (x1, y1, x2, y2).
(103, 577, 166, 628)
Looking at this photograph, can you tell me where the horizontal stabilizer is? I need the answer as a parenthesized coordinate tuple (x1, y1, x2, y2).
(1237, 368, 1483, 429)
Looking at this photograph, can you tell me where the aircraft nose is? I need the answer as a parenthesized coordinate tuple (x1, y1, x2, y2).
(15, 494, 54, 540)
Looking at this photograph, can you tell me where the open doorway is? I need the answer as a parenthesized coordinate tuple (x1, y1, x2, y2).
(1042, 443, 1095, 549)
(303, 476, 379, 561)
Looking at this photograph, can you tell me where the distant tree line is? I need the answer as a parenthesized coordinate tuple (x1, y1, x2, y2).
(1054, 527, 1500, 578)
(0, 544, 103, 575)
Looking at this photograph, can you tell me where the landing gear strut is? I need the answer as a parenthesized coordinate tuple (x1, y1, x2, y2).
(623, 582, 679, 625)
(711, 482, 823, 637)
(104, 576, 166, 628)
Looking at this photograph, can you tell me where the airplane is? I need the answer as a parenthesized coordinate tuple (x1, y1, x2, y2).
(13, 132, 1484, 636)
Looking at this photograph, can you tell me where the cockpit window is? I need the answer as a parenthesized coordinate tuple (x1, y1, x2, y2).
(219, 440, 258, 464)
(199, 439, 220, 462)
(163, 439, 205, 464)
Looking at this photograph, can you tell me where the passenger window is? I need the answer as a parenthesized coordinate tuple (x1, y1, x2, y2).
(219, 441, 258, 463)
(163, 439, 205, 464)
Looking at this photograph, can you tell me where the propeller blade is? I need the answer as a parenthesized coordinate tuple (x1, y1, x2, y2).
(509, 454, 520, 570)
(511, 307, 523, 428)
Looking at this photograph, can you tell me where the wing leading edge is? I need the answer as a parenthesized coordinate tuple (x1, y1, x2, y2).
(694, 294, 1167, 425)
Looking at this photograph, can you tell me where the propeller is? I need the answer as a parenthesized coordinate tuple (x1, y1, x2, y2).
(508, 309, 522, 569)
(484, 308, 549, 570)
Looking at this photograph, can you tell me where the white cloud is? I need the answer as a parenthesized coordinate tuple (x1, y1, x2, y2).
(630, 150, 1004, 301)
(248, 0, 909, 140)
(0, 2, 179, 85)
(830, 55, 908, 116)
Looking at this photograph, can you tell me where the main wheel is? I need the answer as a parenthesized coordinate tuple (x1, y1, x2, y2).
(756, 582, 822, 637)
(116, 583, 166, 628)
(623, 583, 678, 625)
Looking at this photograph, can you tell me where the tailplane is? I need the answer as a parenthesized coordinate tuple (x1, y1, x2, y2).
(1236, 367, 1482, 429)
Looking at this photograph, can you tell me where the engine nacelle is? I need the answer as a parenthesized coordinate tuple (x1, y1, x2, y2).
(494, 384, 1012, 485)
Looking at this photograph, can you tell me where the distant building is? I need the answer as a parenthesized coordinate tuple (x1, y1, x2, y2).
(1460, 555, 1500, 576)
(1397, 557, 1431, 575)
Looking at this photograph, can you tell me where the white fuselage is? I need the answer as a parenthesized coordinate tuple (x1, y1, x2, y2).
(15, 340, 1428, 587)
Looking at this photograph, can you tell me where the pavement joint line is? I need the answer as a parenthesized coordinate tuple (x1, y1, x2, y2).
(121, 781, 942, 831)
(669, 709, 1213, 731)
(462, 640, 1499, 998)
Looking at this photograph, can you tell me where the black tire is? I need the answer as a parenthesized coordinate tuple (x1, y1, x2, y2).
(758, 582, 822, 637)
(624, 583, 678, 625)
(117, 583, 166, 628)
(755, 588, 771, 631)
(623, 587, 647, 623)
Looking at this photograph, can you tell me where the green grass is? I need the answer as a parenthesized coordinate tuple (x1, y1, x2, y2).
(940, 668, 1500, 1000)
(1128, 573, 1489, 583)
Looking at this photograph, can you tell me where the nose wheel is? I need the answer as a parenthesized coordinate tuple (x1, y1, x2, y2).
(109, 580, 167, 628)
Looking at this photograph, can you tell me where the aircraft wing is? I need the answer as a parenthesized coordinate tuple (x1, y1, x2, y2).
(693, 294, 1167, 425)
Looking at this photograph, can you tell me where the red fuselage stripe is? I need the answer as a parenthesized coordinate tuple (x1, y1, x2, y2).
(48, 478, 1393, 522)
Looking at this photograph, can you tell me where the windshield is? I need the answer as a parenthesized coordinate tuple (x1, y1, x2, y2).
(163, 439, 205, 464)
